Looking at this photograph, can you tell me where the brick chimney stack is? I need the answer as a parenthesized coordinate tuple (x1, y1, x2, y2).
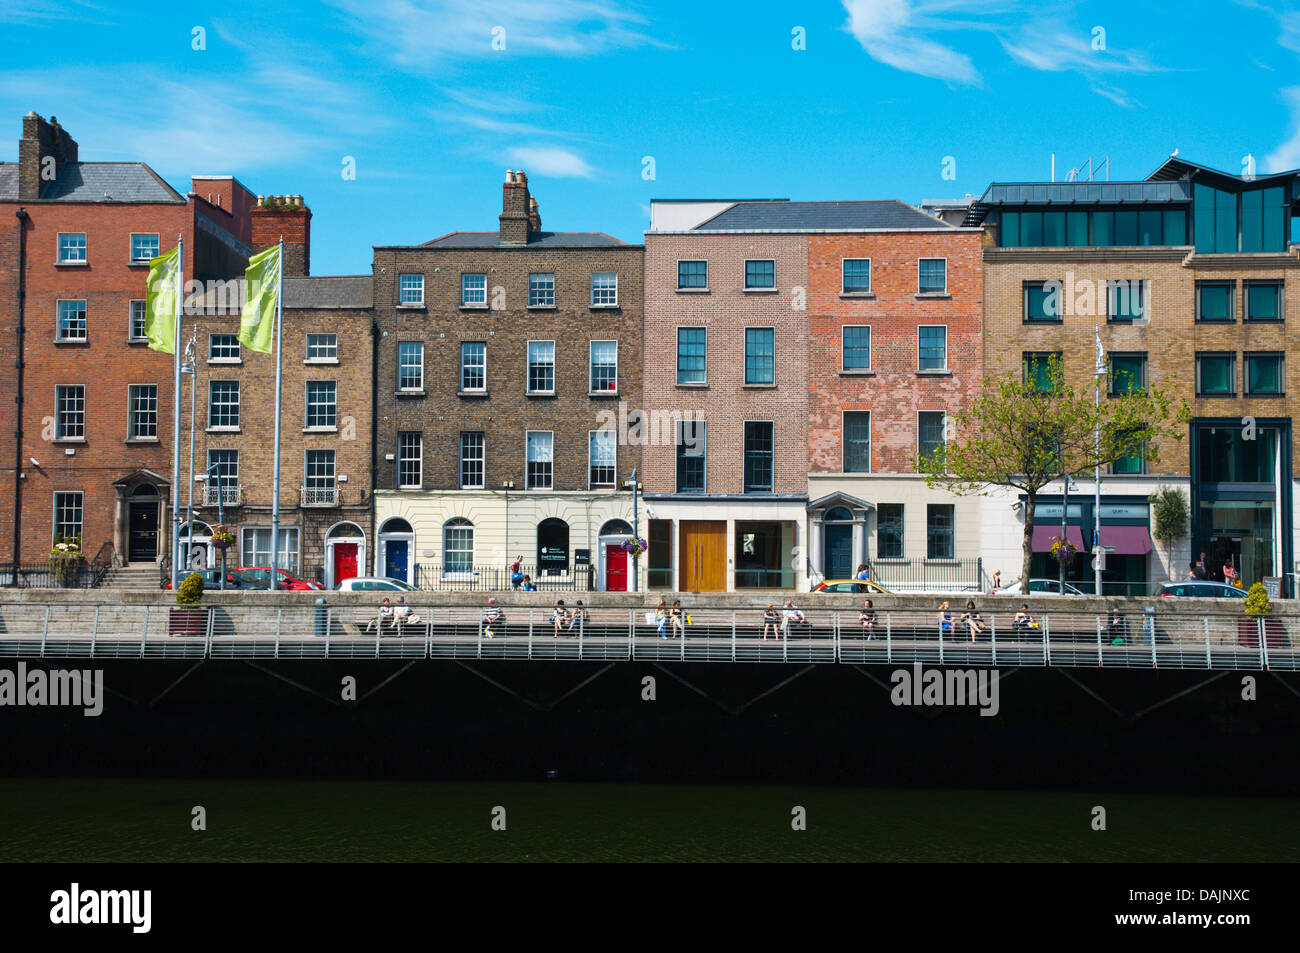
(250, 193, 312, 277)
(528, 195, 542, 234)
(18, 112, 78, 200)
(499, 169, 533, 244)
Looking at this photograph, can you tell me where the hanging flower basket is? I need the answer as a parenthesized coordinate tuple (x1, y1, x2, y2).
(50, 535, 84, 587)
(622, 537, 647, 558)
(210, 525, 235, 550)
(1048, 537, 1078, 562)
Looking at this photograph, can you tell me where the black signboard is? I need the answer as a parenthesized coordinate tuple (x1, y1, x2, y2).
(574, 549, 591, 565)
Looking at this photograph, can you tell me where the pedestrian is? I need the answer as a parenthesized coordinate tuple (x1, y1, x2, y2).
(1195, 552, 1208, 579)
(482, 597, 504, 639)
(762, 603, 779, 641)
(780, 598, 805, 639)
(510, 555, 523, 590)
(1222, 561, 1237, 587)
(992, 569, 1001, 592)
(860, 599, 876, 640)
(937, 601, 954, 639)
(854, 563, 870, 593)
(550, 599, 570, 637)
(1106, 607, 1128, 645)
(1187, 562, 1200, 581)
(521, 574, 537, 592)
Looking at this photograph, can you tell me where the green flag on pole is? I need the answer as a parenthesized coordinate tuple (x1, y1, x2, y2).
(144, 245, 180, 354)
(239, 245, 282, 354)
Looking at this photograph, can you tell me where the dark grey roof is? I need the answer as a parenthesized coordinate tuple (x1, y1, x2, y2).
(694, 200, 949, 230)
(284, 276, 372, 309)
(0, 164, 16, 200)
(38, 162, 184, 202)
(420, 230, 628, 248)
(1147, 155, 1300, 183)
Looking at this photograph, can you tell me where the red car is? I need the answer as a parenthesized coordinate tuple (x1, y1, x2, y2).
(235, 567, 323, 591)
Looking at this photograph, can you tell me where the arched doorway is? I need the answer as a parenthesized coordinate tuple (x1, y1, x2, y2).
(822, 506, 854, 581)
(598, 518, 634, 592)
(178, 521, 212, 570)
(325, 521, 366, 588)
(378, 517, 414, 582)
(537, 518, 569, 577)
(128, 484, 160, 562)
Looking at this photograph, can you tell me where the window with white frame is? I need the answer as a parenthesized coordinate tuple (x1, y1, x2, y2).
(526, 431, 553, 489)
(129, 384, 158, 439)
(306, 333, 337, 361)
(918, 411, 947, 463)
(677, 260, 708, 289)
(130, 233, 160, 262)
(129, 300, 147, 341)
(57, 300, 86, 341)
(208, 381, 240, 429)
(305, 381, 337, 429)
(461, 342, 486, 391)
(208, 449, 238, 489)
(209, 334, 240, 361)
(918, 258, 947, 294)
(589, 340, 617, 393)
(398, 273, 424, 305)
(527, 341, 555, 394)
(676, 327, 706, 384)
(398, 341, 424, 391)
(676, 420, 706, 492)
(589, 430, 616, 488)
(57, 233, 86, 263)
(460, 432, 484, 488)
(529, 273, 555, 307)
(241, 527, 300, 573)
(842, 259, 871, 293)
(843, 411, 870, 473)
(590, 272, 618, 306)
(53, 491, 83, 543)
(744, 260, 775, 289)
(918, 326, 948, 370)
(56, 385, 84, 439)
(744, 327, 775, 384)
(397, 432, 422, 488)
(305, 449, 335, 488)
(462, 273, 487, 306)
(443, 518, 474, 573)
(842, 326, 871, 371)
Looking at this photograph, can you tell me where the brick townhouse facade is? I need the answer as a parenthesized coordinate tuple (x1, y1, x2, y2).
(969, 157, 1300, 595)
(0, 112, 262, 574)
(183, 192, 373, 587)
(806, 215, 984, 588)
(371, 171, 644, 590)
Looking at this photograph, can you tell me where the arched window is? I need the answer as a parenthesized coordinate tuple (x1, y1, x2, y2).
(537, 518, 570, 576)
(328, 521, 364, 539)
(825, 506, 853, 522)
(443, 518, 474, 573)
(131, 483, 159, 497)
(600, 519, 633, 537)
(380, 517, 413, 535)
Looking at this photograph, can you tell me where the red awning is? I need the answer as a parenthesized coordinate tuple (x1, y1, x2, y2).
(1031, 525, 1086, 553)
(1098, 525, 1153, 555)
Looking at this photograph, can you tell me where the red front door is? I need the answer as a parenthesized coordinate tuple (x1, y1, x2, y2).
(334, 543, 358, 585)
(606, 545, 627, 592)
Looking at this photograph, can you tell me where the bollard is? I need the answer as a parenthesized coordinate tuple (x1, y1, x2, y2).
(314, 596, 328, 638)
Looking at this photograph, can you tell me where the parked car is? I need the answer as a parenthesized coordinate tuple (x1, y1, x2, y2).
(163, 568, 271, 590)
(1159, 581, 1247, 599)
(996, 578, 1087, 596)
(237, 567, 324, 591)
(812, 578, 892, 595)
(335, 576, 418, 592)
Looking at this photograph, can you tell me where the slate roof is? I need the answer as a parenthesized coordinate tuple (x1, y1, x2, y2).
(693, 200, 950, 231)
(420, 230, 628, 248)
(0, 161, 184, 202)
(284, 276, 372, 309)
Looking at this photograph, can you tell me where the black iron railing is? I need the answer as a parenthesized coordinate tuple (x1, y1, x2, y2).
(411, 563, 595, 592)
(89, 542, 114, 588)
(0, 562, 98, 589)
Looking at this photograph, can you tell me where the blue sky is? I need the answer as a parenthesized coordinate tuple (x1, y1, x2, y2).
(4, 0, 1300, 275)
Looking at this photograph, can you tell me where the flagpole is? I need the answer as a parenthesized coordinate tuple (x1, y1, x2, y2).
(170, 235, 184, 591)
(271, 236, 284, 590)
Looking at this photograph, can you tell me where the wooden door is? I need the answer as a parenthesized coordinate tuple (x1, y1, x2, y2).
(679, 521, 727, 592)
(605, 545, 627, 592)
(334, 543, 358, 586)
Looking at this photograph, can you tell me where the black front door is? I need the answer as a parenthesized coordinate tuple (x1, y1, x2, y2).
(129, 501, 157, 562)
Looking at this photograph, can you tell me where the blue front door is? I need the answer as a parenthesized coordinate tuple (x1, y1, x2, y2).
(385, 540, 409, 581)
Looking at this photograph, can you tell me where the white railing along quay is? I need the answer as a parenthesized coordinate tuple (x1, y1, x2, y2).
(0, 604, 1292, 672)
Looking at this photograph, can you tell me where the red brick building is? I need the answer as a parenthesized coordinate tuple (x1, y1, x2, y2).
(0, 112, 261, 573)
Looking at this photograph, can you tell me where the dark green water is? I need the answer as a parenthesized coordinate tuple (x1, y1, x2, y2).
(1, 780, 1294, 862)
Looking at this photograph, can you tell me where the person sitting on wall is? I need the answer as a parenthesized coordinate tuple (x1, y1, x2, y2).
(762, 604, 779, 641)
(780, 599, 806, 639)
(566, 600, 590, 635)
(937, 602, 954, 639)
(1106, 608, 1128, 645)
(960, 600, 986, 642)
(482, 597, 504, 639)
(655, 599, 669, 639)
(392, 596, 422, 633)
(860, 599, 877, 640)
(670, 600, 687, 639)
(551, 599, 570, 637)
(1011, 604, 1038, 632)
(366, 598, 394, 633)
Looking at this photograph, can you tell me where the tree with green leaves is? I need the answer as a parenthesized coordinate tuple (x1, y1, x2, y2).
(917, 354, 1190, 591)
(1149, 485, 1189, 579)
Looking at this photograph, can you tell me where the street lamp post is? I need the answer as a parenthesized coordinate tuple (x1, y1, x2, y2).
(623, 467, 641, 592)
(195, 465, 225, 590)
(1093, 327, 1106, 596)
(502, 481, 514, 580)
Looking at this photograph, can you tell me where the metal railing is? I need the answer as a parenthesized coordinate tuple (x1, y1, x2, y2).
(299, 485, 340, 507)
(0, 603, 1292, 670)
(411, 564, 594, 592)
(205, 485, 243, 507)
(864, 558, 986, 594)
(0, 563, 99, 589)
(89, 542, 115, 588)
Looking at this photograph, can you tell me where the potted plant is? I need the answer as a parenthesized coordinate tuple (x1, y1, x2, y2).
(1239, 581, 1288, 648)
(622, 537, 647, 558)
(49, 534, 84, 588)
(210, 526, 235, 550)
(169, 571, 208, 637)
(1048, 536, 1078, 562)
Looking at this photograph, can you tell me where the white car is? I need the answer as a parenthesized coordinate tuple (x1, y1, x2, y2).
(996, 578, 1086, 596)
(335, 576, 418, 592)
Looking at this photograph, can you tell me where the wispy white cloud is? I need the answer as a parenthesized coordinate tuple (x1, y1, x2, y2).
(1265, 87, 1300, 171)
(841, 0, 983, 84)
(326, 0, 667, 68)
(504, 145, 595, 178)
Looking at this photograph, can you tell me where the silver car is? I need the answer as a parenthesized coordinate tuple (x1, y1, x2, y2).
(335, 576, 418, 592)
(996, 578, 1087, 596)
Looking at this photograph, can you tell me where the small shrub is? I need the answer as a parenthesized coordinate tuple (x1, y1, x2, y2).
(1244, 582, 1271, 616)
(176, 572, 205, 606)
